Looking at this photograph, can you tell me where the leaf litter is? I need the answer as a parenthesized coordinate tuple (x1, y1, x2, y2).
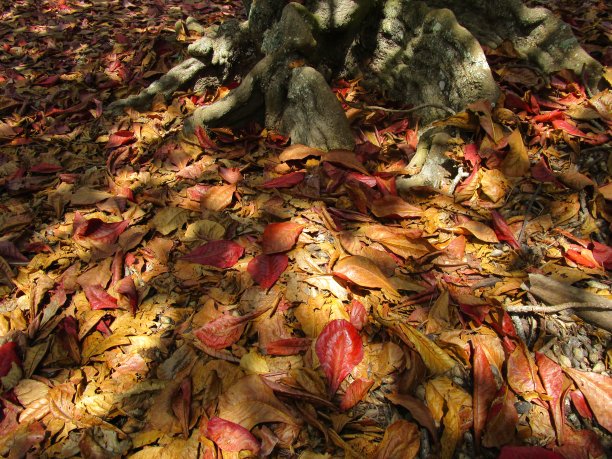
(0, 0, 611, 458)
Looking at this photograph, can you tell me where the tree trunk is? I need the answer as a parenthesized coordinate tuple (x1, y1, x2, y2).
(110, 0, 602, 152)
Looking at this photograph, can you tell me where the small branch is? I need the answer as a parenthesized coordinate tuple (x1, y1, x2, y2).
(507, 302, 612, 314)
(342, 98, 456, 116)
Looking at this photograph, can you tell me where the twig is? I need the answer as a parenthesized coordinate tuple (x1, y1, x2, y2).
(517, 182, 542, 246)
(342, 98, 456, 116)
(507, 302, 612, 314)
(447, 166, 469, 196)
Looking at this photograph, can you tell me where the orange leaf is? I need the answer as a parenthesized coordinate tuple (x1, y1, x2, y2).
(473, 345, 498, 449)
(370, 195, 422, 218)
(279, 144, 323, 161)
(339, 378, 374, 411)
(482, 384, 518, 447)
(206, 417, 260, 454)
(563, 367, 612, 432)
(262, 222, 303, 254)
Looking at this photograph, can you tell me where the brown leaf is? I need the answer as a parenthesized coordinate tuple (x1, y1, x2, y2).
(370, 195, 423, 218)
(501, 129, 530, 177)
(321, 149, 369, 174)
(201, 184, 235, 211)
(333, 255, 398, 293)
(371, 420, 420, 459)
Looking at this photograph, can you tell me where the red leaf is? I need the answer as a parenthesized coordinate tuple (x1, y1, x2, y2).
(499, 446, 564, 459)
(346, 299, 367, 330)
(340, 378, 374, 411)
(84, 285, 119, 310)
(262, 222, 303, 254)
(464, 143, 481, 167)
(563, 367, 612, 432)
(265, 338, 312, 355)
(29, 162, 63, 173)
(315, 319, 364, 395)
(194, 314, 248, 350)
(261, 171, 305, 189)
(490, 211, 521, 250)
(473, 345, 498, 449)
(115, 276, 139, 314)
(57, 316, 80, 362)
(247, 253, 288, 289)
(195, 126, 218, 150)
(206, 417, 260, 454)
(569, 390, 594, 421)
(591, 241, 612, 270)
(482, 384, 518, 447)
(536, 352, 565, 443)
(565, 248, 600, 269)
(531, 156, 560, 184)
(551, 119, 587, 137)
(532, 110, 564, 123)
(73, 213, 130, 244)
(181, 240, 244, 268)
(0, 342, 21, 377)
(106, 130, 134, 148)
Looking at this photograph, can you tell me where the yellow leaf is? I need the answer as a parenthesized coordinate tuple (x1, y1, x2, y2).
(395, 324, 456, 375)
(501, 129, 529, 177)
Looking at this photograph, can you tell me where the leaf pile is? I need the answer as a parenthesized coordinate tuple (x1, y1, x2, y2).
(1, 0, 611, 458)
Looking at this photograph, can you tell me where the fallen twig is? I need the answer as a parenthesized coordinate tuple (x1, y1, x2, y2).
(507, 302, 612, 314)
(342, 98, 456, 116)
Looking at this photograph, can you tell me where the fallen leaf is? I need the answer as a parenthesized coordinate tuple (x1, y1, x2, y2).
(264, 338, 312, 356)
(201, 184, 235, 211)
(482, 384, 518, 447)
(563, 367, 612, 432)
(206, 417, 260, 454)
(247, 253, 289, 289)
(371, 420, 420, 459)
(339, 378, 373, 412)
(321, 150, 369, 174)
(315, 319, 363, 395)
(181, 240, 244, 268)
(370, 195, 422, 218)
(536, 352, 565, 442)
(83, 285, 119, 310)
(501, 129, 530, 177)
(261, 171, 306, 188)
(498, 446, 564, 459)
(490, 211, 520, 250)
(262, 222, 303, 254)
(473, 345, 497, 449)
(332, 255, 398, 293)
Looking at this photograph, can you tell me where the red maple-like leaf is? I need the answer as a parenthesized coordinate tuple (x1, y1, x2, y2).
(181, 240, 244, 268)
(84, 285, 119, 310)
(315, 319, 364, 395)
(206, 417, 260, 454)
(247, 253, 288, 289)
(262, 222, 303, 254)
(261, 171, 305, 188)
(265, 338, 312, 356)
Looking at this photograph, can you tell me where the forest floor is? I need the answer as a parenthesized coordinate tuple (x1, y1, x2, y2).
(0, 0, 611, 458)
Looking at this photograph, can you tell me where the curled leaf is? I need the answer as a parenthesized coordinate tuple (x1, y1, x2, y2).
(265, 338, 312, 356)
(340, 378, 374, 412)
(315, 319, 363, 395)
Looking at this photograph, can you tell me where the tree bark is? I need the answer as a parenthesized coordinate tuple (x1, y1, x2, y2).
(110, 0, 602, 151)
